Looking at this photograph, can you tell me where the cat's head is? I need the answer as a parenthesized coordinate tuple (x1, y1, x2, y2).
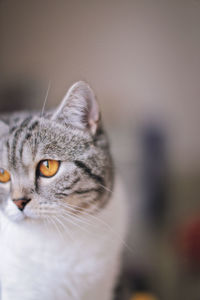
(0, 81, 113, 223)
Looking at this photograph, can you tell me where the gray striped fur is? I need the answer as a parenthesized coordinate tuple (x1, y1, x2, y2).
(0, 82, 113, 220)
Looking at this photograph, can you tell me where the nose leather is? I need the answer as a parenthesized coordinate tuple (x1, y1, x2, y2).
(13, 198, 31, 211)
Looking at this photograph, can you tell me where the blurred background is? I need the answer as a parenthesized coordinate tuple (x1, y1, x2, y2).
(0, 0, 200, 299)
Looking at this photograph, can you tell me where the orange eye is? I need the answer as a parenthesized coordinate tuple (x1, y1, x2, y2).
(38, 160, 60, 178)
(0, 168, 11, 183)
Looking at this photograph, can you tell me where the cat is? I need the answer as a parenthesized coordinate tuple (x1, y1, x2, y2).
(0, 81, 127, 300)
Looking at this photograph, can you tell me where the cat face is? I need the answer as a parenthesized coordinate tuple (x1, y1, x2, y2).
(0, 82, 113, 222)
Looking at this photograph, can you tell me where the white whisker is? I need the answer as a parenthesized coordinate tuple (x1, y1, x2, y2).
(43, 217, 50, 235)
(59, 202, 135, 254)
(41, 80, 51, 117)
(59, 213, 92, 237)
(53, 215, 75, 243)
(60, 208, 95, 228)
(48, 215, 65, 242)
(99, 183, 114, 194)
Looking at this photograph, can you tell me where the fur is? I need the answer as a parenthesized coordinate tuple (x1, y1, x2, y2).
(0, 81, 127, 300)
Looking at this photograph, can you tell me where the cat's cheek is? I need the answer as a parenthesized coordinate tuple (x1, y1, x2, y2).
(0, 182, 11, 204)
(23, 201, 40, 219)
(0, 181, 11, 192)
(23, 208, 38, 219)
(0, 191, 8, 207)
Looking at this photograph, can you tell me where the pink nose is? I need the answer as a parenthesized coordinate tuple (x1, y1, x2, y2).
(13, 198, 31, 211)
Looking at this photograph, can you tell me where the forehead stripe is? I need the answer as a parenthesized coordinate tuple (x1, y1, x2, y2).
(6, 140, 10, 163)
(19, 120, 39, 161)
(11, 117, 32, 167)
(28, 120, 39, 131)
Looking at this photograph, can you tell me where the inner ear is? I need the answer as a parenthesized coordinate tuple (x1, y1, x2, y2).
(52, 81, 100, 135)
(0, 120, 9, 137)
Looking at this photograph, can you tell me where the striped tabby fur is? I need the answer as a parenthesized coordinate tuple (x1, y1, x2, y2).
(0, 82, 113, 220)
(0, 81, 126, 300)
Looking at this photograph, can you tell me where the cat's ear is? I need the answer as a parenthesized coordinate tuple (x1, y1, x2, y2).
(52, 81, 100, 135)
(0, 120, 9, 137)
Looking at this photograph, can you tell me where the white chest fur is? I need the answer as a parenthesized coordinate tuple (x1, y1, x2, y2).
(0, 181, 127, 300)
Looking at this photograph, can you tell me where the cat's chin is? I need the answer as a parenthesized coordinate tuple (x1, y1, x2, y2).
(5, 211, 41, 223)
(4, 211, 25, 222)
(23, 209, 41, 219)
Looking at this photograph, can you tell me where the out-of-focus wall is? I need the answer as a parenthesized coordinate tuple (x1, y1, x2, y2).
(0, 0, 200, 172)
(1, 2, 200, 299)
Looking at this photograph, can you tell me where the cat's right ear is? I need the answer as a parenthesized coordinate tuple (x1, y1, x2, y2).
(51, 81, 100, 135)
(0, 121, 9, 137)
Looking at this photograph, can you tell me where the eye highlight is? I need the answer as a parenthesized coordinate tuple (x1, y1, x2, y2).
(38, 160, 60, 178)
(0, 168, 11, 183)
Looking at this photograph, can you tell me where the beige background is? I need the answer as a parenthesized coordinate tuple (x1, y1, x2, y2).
(1, 2, 200, 298)
(0, 0, 200, 172)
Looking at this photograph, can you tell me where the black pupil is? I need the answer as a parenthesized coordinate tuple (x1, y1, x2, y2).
(0, 169, 4, 175)
(43, 161, 49, 169)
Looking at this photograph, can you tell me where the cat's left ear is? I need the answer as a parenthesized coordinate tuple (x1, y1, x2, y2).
(52, 81, 100, 135)
(0, 120, 9, 137)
